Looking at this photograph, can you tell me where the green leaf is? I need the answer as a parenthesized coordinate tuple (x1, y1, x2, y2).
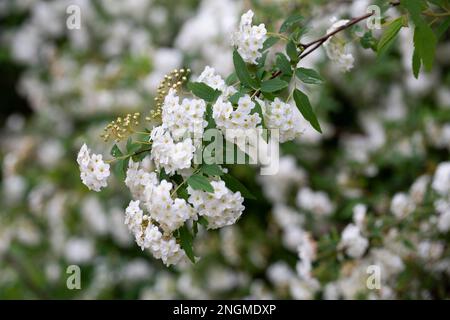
(187, 82, 221, 103)
(233, 50, 258, 89)
(200, 164, 224, 176)
(178, 225, 195, 263)
(229, 91, 245, 105)
(198, 216, 209, 228)
(114, 158, 129, 182)
(293, 89, 322, 133)
(414, 24, 437, 71)
(252, 100, 266, 130)
(276, 53, 292, 76)
(222, 173, 256, 200)
(261, 78, 289, 92)
(295, 68, 324, 85)
(225, 72, 238, 85)
(436, 17, 450, 40)
(187, 174, 214, 193)
(126, 137, 141, 154)
(279, 13, 304, 33)
(286, 40, 299, 63)
(401, 0, 426, 26)
(377, 17, 404, 57)
(110, 144, 123, 158)
(262, 36, 279, 51)
(412, 48, 422, 79)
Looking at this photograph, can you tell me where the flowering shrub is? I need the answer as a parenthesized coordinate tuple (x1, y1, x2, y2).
(1, 0, 450, 299)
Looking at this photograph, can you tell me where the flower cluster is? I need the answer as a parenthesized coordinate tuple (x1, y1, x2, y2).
(124, 200, 185, 266)
(265, 98, 304, 143)
(77, 144, 110, 192)
(188, 180, 245, 229)
(231, 10, 267, 64)
(323, 19, 354, 72)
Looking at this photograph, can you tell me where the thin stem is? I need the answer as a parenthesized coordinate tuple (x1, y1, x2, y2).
(267, 32, 289, 41)
(106, 147, 152, 163)
(170, 168, 200, 197)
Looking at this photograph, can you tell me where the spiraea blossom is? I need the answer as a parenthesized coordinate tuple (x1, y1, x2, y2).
(231, 10, 267, 64)
(323, 18, 354, 72)
(265, 98, 304, 143)
(188, 180, 245, 229)
(77, 144, 110, 192)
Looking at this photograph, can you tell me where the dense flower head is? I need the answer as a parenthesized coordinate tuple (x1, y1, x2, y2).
(323, 19, 354, 72)
(161, 88, 207, 141)
(77, 144, 110, 192)
(265, 98, 304, 143)
(150, 126, 196, 175)
(231, 10, 267, 64)
(188, 180, 245, 229)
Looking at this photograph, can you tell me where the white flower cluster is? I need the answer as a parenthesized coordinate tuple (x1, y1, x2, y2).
(432, 162, 450, 197)
(161, 88, 207, 141)
(323, 19, 354, 72)
(265, 98, 304, 143)
(339, 224, 368, 259)
(196, 66, 236, 97)
(150, 126, 196, 175)
(188, 180, 245, 229)
(231, 10, 267, 64)
(213, 95, 261, 135)
(296, 187, 334, 216)
(390, 192, 416, 219)
(124, 200, 185, 266)
(77, 144, 110, 192)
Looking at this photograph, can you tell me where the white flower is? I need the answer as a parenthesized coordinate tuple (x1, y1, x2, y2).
(434, 199, 450, 232)
(296, 233, 316, 280)
(231, 10, 267, 64)
(161, 88, 207, 141)
(296, 187, 334, 216)
(265, 98, 304, 143)
(188, 180, 245, 229)
(77, 144, 110, 192)
(390, 193, 415, 219)
(196, 66, 236, 98)
(150, 126, 196, 175)
(339, 224, 368, 258)
(323, 19, 354, 72)
(353, 203, 367, 228)
(144, 180, 196, 233)
(213, 94, 261, 137)
(125, 160, 159, 202)
(432, 162, 450, 196)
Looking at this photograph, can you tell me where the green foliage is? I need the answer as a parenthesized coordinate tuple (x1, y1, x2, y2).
(222, 173, 256, 200)
(377, 17, 405, 57)
(260, 78, 289, 92)
(293, 89, 322, 133)
(295, 67, 324, 85)
(187, 174, 214, 193)
(177, 225, 195, 263)
(187, 82, 221, 103)
(233, 50, 259, 89)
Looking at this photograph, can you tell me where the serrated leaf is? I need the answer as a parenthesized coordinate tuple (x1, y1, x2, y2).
(201, 164, 224, 176)
(295, 68, 324, 85)
(377, 17, 404, 57)
(187, 174, 214, 193)
(279, 13, 304, 33)
(233, 50, 258, 89)
(178, 225, 195, 263)
(187, 82, 221, 103)
(261, 78, 289, 92)
(293, 89, 322, 133)
(222, 173, 256, 200)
